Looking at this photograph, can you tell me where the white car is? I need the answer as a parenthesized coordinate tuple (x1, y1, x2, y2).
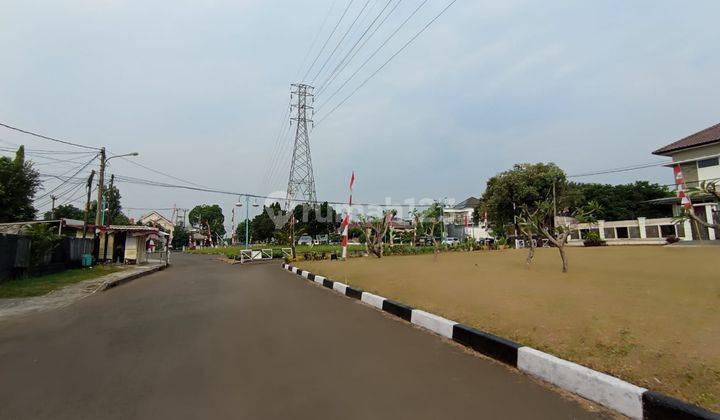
(442, 237, 460, 246)
(297, 235, 313, 245)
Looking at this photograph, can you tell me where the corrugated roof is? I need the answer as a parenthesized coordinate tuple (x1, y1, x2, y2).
(103, 225, 159, 233)
(653, 122, 720, 156)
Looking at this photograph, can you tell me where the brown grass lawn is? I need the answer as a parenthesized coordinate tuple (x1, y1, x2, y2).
(300, 246, 720, 411)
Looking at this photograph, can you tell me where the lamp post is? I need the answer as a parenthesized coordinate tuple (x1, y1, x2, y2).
(94, 151, 139, 262)
(235, 196, 259, 249)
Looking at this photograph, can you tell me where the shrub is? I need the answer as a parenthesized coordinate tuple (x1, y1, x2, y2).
(25, 224, 62, 267)
(583, 231, 606, 247)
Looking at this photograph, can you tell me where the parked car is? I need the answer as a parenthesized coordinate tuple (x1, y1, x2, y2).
(442, 237, 460, 246)
(297, 235, 313, 245)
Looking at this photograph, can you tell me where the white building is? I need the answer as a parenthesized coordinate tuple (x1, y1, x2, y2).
(442, 197, 492, 241)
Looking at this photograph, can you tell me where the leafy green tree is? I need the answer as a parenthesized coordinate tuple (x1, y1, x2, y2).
(188, 204, 225, 241)
(565, 181, 673, 220)
(171, 224, 189, 249)
(250, 203, 282, 243)
(85, 183, 130, 225)
(481, 163, 566, 237)
(291, 202, 340, 237)
(0, 146, 41, 222)
(235, 219, 253, 244)
(44, 204, 84, 220)
(104, 184, 129, 225)
(25, 223, 62, 267)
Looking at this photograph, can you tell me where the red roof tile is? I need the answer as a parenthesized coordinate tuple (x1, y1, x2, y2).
(653, 122, 720, 155)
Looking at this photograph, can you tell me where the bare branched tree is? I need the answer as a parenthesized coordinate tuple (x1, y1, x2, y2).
(521, 201, 600, 273)
(359, 211, 393, 258)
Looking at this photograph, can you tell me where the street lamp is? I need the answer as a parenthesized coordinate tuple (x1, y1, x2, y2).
(106, 152, 139, 162)
(235, 196, 259, 249)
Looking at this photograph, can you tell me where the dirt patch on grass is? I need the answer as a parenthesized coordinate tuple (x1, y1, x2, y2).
(300, 246, 720, 412)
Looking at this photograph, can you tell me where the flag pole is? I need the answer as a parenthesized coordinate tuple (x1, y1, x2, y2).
(341, 171, 355, 260)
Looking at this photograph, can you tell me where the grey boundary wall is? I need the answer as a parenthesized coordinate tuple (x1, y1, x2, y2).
(283, 264, 719, 420)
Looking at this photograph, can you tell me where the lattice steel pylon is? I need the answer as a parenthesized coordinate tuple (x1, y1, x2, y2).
(285, 83, 318, 210)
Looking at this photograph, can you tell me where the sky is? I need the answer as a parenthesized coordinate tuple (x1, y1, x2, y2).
(1, 0, 719, 227)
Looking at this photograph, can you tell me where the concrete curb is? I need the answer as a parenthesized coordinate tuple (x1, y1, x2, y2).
(282, 264, 719, 420)
(100, 263, 168, 291)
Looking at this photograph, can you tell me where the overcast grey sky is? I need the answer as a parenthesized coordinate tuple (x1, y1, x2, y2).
(1, 0, 719, 223)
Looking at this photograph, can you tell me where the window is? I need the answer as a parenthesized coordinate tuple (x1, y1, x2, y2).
(660, 225, 676, 237)
(616, 227, 629, 239)
(697, 157, 719, 168)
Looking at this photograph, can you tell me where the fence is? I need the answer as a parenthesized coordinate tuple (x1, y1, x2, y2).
(0, 234, 93, 281)
(567, 217, 679, 245)
(0, 234, 31, 281)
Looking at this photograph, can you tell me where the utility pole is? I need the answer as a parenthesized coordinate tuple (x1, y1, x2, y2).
(51, 195, 57, 219)
(82, 170, 95, 239)
(286, 83, 317, 210)
(102, 173, 115, 261)
(94, 147, 106, 227)
(105, 174, 114, 226)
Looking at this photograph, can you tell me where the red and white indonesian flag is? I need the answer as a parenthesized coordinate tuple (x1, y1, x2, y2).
(341, 171, 355, 259)
(674, 165, 693, 210)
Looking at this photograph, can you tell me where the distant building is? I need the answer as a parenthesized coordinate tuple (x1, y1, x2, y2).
(652, 122, 720, 240)
(442, 196, 492, 240)
(139, 211, 174, 233)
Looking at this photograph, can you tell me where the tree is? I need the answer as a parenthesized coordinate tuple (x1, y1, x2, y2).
(482, 163, 566, 237)
(678, 180, 720, 232)
(188, 204, 225, 244)
(25, 223, 62, 267)
(566, 181, 673, 220)
(0, 146, 41, 222)
(104, 184, 130, 225)
(249, 203, 284, 243)
(87, 184, 130, 225)
(359, 210, 393, 258)
(519, 200, 601, 273)
(44, 204, 84, 221)
(413, 204, 443, 254)
(171, 224, 189, 249)
(291, 202, 340, 238)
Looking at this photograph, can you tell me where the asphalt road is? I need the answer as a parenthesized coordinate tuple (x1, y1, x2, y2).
(0, 254, 610, 419)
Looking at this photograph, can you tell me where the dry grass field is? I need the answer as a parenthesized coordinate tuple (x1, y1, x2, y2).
(300, 246, 720, 411)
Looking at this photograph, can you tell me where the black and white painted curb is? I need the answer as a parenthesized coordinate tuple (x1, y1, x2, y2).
(283, 264, 718, 420)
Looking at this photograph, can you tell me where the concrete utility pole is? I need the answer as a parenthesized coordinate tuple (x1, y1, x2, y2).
(94, 147, 106, 227)
(94, 149, 139, 227)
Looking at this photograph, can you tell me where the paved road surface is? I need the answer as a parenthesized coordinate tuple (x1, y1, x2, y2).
(0, 254, 610, 419)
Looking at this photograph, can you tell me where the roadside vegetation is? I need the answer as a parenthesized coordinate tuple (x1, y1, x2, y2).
(0, 265, 124, 298)
(299, 247, 720, 412)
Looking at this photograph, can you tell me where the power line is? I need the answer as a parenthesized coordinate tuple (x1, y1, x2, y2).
(314, 0, 434, 120)
(309, 0, 373, 84)
(0, 122, 100, 151)
(262, 104, 292, 192)
(315, 0, 398, 96)
(35, 156, 98, 201)
(568, 161, 668, 178)
(295, 0, 340, 81)
(111, 173, 431, 207)
(317, 0, 458, 126)
(302, 0, 356, 83)
(107, 152, 208, 188)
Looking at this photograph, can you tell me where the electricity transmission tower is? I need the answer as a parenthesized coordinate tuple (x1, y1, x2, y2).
(286, 83, 317, 210)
